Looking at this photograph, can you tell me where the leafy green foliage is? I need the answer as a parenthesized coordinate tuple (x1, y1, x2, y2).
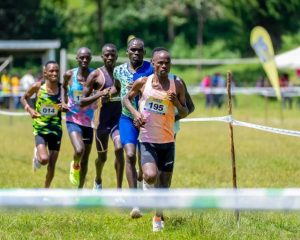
(280, 30, 300, 53)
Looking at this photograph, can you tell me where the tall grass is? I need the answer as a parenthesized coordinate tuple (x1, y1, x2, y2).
(1, 94, 300, 239)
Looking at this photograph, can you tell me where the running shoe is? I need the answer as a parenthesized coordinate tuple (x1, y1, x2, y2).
(137, 180, 143, 190)
(152, 216, 163, 232)
(130, 207, 143, 219)
(93, 181, 102, 190)
(69, 161, 80, 186)
(32, 147, 41, 172)
(142, 179, 154, 190)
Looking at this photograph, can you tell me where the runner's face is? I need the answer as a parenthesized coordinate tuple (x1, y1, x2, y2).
(45, 64, 59, 83)
(76, 51, 91, 69)
(127, 41, 144, 65)
(102, 47, 118, 68)
(152, 51, 171, 77)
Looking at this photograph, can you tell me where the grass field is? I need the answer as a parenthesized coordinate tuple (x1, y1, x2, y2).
(1, 94, 300, 239)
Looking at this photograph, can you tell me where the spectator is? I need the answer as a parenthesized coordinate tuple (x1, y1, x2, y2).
(11, 74, 21, 109)
(1, 70, 11, 108)
(280, 73, 293, 109)
(201, 75, 212, 108)
(20, 70, 35, 91)
(211, 72, 225, 108)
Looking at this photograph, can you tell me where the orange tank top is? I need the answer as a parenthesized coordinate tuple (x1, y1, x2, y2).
(139, 74, 175, 143)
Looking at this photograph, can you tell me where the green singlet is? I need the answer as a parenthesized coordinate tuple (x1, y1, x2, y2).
(32, 82, 62, 137)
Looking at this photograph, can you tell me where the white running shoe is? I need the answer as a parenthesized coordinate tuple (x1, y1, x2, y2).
(32, 147, 41, 172)
(152, 216, 163, 232)
(93, 181, 102, 190)
(130, 207, 142, 219)
(142, 179, 154, 191)
(137, 180, 143, 189)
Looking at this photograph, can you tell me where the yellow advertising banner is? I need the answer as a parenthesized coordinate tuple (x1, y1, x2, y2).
(250, 26, 281, 100)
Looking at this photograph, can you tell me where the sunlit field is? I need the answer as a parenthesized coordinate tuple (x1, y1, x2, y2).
(1, 94, 300, 239)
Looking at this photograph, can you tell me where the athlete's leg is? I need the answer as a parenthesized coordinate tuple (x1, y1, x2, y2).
(111, 127, 124, 188)
(67, 124, 85, 167)
(66, 122, 85, 186)
(119, 115, 139, 188)
(124, 143, 138, 188)
(140, 143, 158, 185)
(79, 143, 92, 188)
(45, 150, 59, 188)
(78, 126, 93, 188)
(137, 145, 143, 182)
(36, 144, 49, 165)
(35, 135, 49, 165)
(44, 134, 61, 188)
(155, 143, 175, 221)
(119, 115, 142, 217)
(95, 131, 109, 186)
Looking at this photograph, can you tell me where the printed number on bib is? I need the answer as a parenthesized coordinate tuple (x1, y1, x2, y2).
(73, 90, 82, 104)
(144, 97, 168, 115)
(41, 104, 58, 116)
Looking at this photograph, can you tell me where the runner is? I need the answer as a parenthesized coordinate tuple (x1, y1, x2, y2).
(151, 47, 195, 136)
(80, 43, 124, 189)
(21, 61, 63, 188)
(61, 47, 94, 188)
(124, 48, 188, 231)
(110, 38, 153, 218)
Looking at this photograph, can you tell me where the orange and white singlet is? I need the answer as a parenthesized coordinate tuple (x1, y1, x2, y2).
(139, 74, 176, 143)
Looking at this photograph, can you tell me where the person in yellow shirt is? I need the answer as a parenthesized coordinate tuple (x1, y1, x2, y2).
(1, 71, 11, 108)
(11, 74, 21, 109)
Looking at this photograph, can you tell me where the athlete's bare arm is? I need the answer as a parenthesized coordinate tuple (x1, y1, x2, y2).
(61, 70, 72, 111)
(124, 77, 147, 127)
(80, 69, 109, 107)
(109, 78, 121, 97)
(168, 80, 189, 119)
(175, 77, 195, 121)
(21, 81, 42, 118)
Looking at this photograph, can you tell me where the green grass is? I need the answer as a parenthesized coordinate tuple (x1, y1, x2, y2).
(1, 94, 300, 239)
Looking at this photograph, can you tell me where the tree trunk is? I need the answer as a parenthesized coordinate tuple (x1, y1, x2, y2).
(167, 16, 175, 42)
(196, 9, 204, 54)
(96, 0, 104, 47)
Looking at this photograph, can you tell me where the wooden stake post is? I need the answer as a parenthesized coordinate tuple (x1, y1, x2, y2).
(226, 71, 240, 226)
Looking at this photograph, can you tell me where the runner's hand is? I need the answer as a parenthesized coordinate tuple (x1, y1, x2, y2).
(167, 90, 179, 106)
(60, 103, 69, 112)
(133, 113, 146, 128)
(28, 108, 40, 118)
(101, 87, 111, 103)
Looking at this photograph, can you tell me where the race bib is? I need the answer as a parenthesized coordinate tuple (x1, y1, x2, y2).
(73, 90, 83, 104)
(40, 104, 58, 116)
(144, 97, 168, 115)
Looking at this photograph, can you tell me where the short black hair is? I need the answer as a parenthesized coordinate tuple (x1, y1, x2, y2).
(44, 60, 58, 68)
(76, 47, 92, 56)
(151, 47, 169, 58)
(102, 43, 117, 52)
(127, 37, 144, 48)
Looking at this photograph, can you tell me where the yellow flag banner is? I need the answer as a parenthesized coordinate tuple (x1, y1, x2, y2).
(250, 26, 281, 100)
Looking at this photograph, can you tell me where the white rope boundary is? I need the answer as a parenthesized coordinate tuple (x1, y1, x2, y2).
(181, 115, 300, 137)
(1, 188, 300, 210)
(1, 111, 300, 138)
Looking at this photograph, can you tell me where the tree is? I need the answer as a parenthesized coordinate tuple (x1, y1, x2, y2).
(0, 0, 40, 39)
(95, 0, 104, 47)
(220, 0, 300, 56)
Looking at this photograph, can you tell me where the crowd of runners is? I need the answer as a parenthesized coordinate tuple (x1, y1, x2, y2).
(21, 37, 195, 232)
